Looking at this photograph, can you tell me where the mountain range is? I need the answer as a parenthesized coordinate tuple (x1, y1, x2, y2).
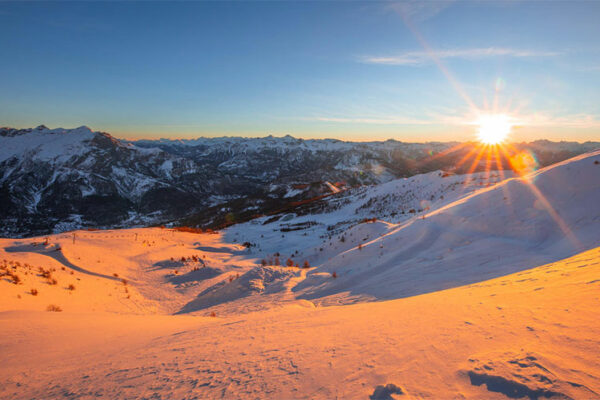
(1, 125, 598, 237)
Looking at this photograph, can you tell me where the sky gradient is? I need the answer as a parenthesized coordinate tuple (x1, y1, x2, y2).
(1, 1, 600, 142)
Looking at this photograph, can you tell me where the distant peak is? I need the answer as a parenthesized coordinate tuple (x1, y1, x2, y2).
(35, 124, 49, 131)
(74, 125, 92, 133)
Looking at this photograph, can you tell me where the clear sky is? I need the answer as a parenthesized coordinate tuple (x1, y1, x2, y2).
(1, 1, 599, 142)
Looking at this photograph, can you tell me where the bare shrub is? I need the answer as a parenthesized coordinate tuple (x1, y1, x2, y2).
(46, 304, 62, 312)
(173, 226, 203, 234)
(30, 288, 38, 296)
(302, 260, 310, 269)
(10, 273, 21, 285)
(67, 284, 75, 291)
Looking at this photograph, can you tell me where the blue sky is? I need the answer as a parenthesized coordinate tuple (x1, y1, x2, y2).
(1, 1, 599, 142)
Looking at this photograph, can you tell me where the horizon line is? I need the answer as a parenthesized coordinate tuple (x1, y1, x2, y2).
(2, 124, 599, 145)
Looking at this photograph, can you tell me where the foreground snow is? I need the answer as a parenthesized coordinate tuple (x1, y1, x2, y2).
(1, 246, 599, 399)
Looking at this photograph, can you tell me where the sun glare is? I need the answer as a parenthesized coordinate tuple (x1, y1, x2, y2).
(476, 114, 512, 145)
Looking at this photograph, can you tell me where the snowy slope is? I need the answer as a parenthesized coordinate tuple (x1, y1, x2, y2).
(0, 228, 254, 315)
(224, 169, 512, 269)
(0, 125, 97, 163)
(296, 150, 600, 304)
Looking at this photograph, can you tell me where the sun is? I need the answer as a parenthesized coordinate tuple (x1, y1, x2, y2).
(476, 114, 512, 145)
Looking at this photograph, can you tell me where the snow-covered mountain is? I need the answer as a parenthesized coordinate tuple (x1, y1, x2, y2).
(0, 125, 206, 236)
(1, 125, 598, 237)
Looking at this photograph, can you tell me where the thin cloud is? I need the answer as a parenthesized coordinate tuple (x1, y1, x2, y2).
(361, 47, 562, 66)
